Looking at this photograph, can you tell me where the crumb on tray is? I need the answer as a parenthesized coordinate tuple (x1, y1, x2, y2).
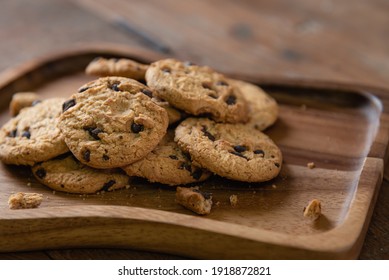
(307, 162, 315, 169)
(176, 186, 213, 215)
(303, 199, 321, 221)
(229, 194, 238, 207)
(8, 192, 43, 210)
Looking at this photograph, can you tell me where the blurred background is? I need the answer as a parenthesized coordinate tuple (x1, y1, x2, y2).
(0, 0, 388, 88)
(0, 0, 387, 259)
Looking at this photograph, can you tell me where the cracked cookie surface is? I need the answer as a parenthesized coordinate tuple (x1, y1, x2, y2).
(85, 57, 149, 81)
(32, 153, 130, 194)
(175, 118, 282, 182)
(0, 98, 69, 165)
(122, 130, 211, 186)
(231, 79, 278, 131)
(146, 59, 248, 123)
(58, 77, 169, 168)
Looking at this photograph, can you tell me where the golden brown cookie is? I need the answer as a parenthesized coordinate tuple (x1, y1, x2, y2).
(32, 153, 131, 194)
(0, 98, 69, 166)
(85, 57, 148, 81)
(231, 79, 278, 131)
(122, 130, 211, 186)
(146, 59, 249, 123)
(175, 118, 282, 182)
(58, 77, 169, 169)
(9, 92, 40, 116)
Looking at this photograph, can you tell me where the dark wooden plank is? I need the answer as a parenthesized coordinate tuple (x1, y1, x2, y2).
(74, 0, 389, 89)
(0, 252, 51, 260)
(46, 249, 185, 260)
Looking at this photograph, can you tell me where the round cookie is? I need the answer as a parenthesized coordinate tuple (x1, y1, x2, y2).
(85, 57, 149, 81)
(231, 79, 278, 131)
(122, 130, 211, 186)
(175, 118, 282, 182)
(145, 58, 249, 123)
(79, 76, 182, 126)
(0, 98, 69, 166)
(58, 77, 169, 169)
(32, 153, 131, 194)
(9, 92, 40, 116)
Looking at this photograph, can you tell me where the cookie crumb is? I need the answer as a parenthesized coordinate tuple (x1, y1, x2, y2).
(229, 194, 238, 207)
(272, 184, 277, 189)
(303, 199, 322, 221)
(307, 162, 315, 169)
(8, 192, 43, 210)
(176, 186, 212, 215)
(125, 184, 131, 189)
(27, 182, 31, 187)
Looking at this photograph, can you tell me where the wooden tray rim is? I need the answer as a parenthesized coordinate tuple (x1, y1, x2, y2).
(0, 45, 387, 259)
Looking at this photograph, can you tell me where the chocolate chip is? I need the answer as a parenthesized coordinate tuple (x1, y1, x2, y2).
(35, 168, 46, 179)
(274, 163, 280, 168)
(191, 169, 203, 180)
(78, 86, 89, 93)
(169, 155, 178, 160)
(230, 151, 248, 160)
(103, 154, 110, 161)
(8, 129, 17, 138)
(131, 123, 144, 133)
(216, 80, 229, 86)
(85, 127, 102, 140)
(21, 130, 31, 139)
(53, 152, 73, 161)
(233, 145, 247, 153)
(201, 126, 215, 141)
(162, 67, 171, 73)
(141, 88, 153, 98)
(31, 100, 42, 106)
(62, 99, 76, 112)
(201, 192, 212, 200)
(179, 162, 192, 172)
(254, 149, 265, 156)
(202, 82, 212, 90)
(101, 180, 116, 192)
(110, 83, 120, 91)
(83, 149, 91, 162)
(193, 188, 212, 199)
(225, 95, 236, 105)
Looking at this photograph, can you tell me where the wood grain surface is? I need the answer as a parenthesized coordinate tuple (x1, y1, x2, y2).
(0, 0, 388, 259)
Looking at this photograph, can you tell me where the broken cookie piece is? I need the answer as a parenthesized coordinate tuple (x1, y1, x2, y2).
(303, 199, 321, 221)
(229, 194, 238, 207)
(8, 192, 43, 209)
(176, 186, 212, 215)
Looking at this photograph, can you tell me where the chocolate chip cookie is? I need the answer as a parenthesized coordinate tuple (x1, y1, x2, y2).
(231, 79, 278, 131)
(9, 92, 40, 116)
(78, 76, 182, 125)
(85, 57, 148, 81)
(175, 118, 282, 182)
(32, 153, 131, 194)
(0, 98, 69, 166)
(122, 130, 211, 186)
(145, 59, 249, 123)
(58, 77, 169, 168)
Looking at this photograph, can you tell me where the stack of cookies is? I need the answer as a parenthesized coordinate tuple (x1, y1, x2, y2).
(0, 57, 282, 196)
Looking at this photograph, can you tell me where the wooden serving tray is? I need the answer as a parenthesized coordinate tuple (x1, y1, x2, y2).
(0, 45, 388, 259)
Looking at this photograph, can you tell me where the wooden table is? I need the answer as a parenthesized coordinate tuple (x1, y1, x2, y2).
(0, 0, 387, 259)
